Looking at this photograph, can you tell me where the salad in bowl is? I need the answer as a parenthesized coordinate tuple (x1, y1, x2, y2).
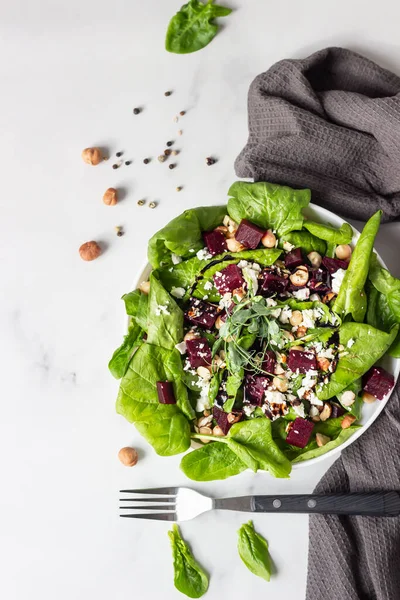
(109, 181, 400, 481)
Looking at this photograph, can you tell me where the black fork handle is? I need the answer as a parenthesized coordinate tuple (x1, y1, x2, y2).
(215, 492, 400, 516)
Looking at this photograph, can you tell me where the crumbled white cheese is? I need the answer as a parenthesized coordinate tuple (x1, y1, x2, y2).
(196, 394, 210, 412)
(171, 253, 182, 265)
(347, 338, 355, 348)
(318, 347, 335, 359)
(265, 390, 286, 404)
(171, 286, 186, 299)
(309, 406, 320, 417)
(243, 404, 256, 417)
(219, 292, 232, 310)
(279, 306, 292, 324)
(271, 308, 282, 319)
(242, 266, 259, 295)
(293, 287, 310, 300)
(252, 262, 261, 272)
(303, 369, 318, 389)
(309, 395, 323, 406)
(189, 249, 195, 253)
(237, 260, 249, 269)
(283, 241, 295, 252)
(196, 248, 212, 261)
(155, 303, 170, 316)
(175, 341, 187, 355)
(203, 280, 213, 291)
(293, 403, 306, 418)
(302, 309, 316, 328)
(266, 298, 277, 307)
(332, 268, 346, 294)
(309, 293, 320, 302)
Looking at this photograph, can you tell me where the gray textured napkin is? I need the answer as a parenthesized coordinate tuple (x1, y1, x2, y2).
(235, 47, 400, 222)
(235, 48, 400, 599)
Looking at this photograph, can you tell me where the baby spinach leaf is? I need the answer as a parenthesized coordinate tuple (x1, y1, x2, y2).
(121, 289, 149, 331)
(316, 322, 398, 400)
(148, 205, 226, 268)
(108, 321, 144, 379)
(280, 230, 326, 255)
(227, 181, 310, 236)
(292, 427, 359, 462)
(326, 241, 336, 258)
(237, 521, 271, 582)
(166, 0, 232, 55)
(208, 370, 223, 403)
(366, 284, 397, 333)
(180, 442, 247, 481)
(168, 524, 209, 598)
(226, 419, 292, 478)
(147, 273, 183, 350)
(303, 221, 353, 244)
(224, 370, 244, 412)
(333, 211, 381, 322)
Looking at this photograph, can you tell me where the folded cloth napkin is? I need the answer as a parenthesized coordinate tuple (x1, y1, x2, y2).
(306, 385, 400, 600)
(235, 47, 400, 222)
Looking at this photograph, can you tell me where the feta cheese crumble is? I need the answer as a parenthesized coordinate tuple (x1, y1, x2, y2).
(171, 286, 186, 299)
(283, 241, 295, 252)
(331, 268, 346, 294)
(279, 306, 292, 324)
(155, 303, 170, 316)
(175, 341, 187, 355)
(203, 280, 213, 291)
(242, 266, 259, 295)
(196, 248, 212, 261)
(347, 338, 355, 348)
(293, 287, 310, 300)
(171, 253, 182, 265)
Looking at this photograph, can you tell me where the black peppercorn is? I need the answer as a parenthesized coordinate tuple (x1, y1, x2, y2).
(117, 230, 124, 237)
(169, 163, 176, 170)
(112, 164, 119, 169)
(179, 111, 186, 116)
(164, 91, 172, 96)
(125, 160, 131, 166)
(116, 151, 123, 157)
(143, 158, 150, 164)
(206, 157, 217, 166)
(164, 149, 172, 156)
(166, 141, 173, 147)
(133, 108, 141, 115)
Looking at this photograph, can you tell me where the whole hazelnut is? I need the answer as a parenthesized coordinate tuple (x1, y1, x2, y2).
(79, 241, 101, 261)
(118, 446, 138, 467)
(82, 147, 103, 165)
(103, 187, 118, 206)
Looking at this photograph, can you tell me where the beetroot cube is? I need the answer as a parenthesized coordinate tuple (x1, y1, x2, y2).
(203, 230, 227, 256)
(287, 349, 317, 374)
(284, 248, 304, 269)
(214, 264, 244, 294)
(308, 268, 331, 294)
(262, 350, 276, 374)
(331, 402, 346, 418)
(157, 381, 176, 404)
(213, 406, 243, 435)
(235, 219, 264, 249)
(362, 366, 395, 400)
(260, 271, 289, 296)
(286, 418, 314, 448)
(186, 338, 212, 368)
(245, 374, 270, 406)
(322, 257, 349, 274)
(185, 299, 219, 329)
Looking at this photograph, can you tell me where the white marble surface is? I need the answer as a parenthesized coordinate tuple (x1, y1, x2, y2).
(2, 1, 400, 599)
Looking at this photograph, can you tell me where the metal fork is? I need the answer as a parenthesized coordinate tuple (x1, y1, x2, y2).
(120, 487, 400, 522)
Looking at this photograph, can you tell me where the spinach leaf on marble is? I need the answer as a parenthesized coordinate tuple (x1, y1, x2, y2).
(168, 524, 209, 598)
(180, 441, 248, 481)
(166, 0, 232, 55)
(237, 521, 271, 582)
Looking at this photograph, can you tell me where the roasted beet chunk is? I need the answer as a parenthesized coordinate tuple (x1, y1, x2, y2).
(185, 299, 219, 329)
(287, 349, 317, 374)
(322, 257, 349, 274)
(235, 219, 264, 249)
(245, 374, 270, 406)
(156, 381, 176, 404)
(213, 406, 243, 435)
(186, 338, 212, 368)
(308, 268, 331, 294)
(262, 350, 276, 374)
(260, 270, 289, 296)
(284, 248, 304, 269)
(214, 264, 244, 294)
(286, 418, 314, 448)
(203, 229, 227, 256)
(362, 366, 395, 400)
(330, 402, 346, 419)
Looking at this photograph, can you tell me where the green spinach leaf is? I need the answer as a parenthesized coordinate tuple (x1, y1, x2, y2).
(316, 322, 398, 400)
(333, 211, 381, 322)
(237, 521, 271, 582)
(180, 442, 247, 481)
(227, 181, 310, 236)
(292, 427, 359, 462)
(280, 230, 326, 255)
(122, 289, 149, 331)
(303, 221, 353, 244)
(224, 370, 244, 412)
(166, 0, 232, 55)
(168, 524, 209, 598)
(147, 273, 183, 350)
(108, 321, 144, 379)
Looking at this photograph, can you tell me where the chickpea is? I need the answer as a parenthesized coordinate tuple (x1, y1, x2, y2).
(362, 391, 376, 404)
(290, 267, 309, 287)
(307, 251, 322, 268)
(226, 238, 245, 253)
(261, 229, 277, 248)
(213, 354, 225, 369)
(138, 280, 150, 294)
(212, 425, 225, 436)
(118, 446, 138, 467)
(184, 330, 199, 342)
(289, 310, 303, 327)
(273, 376, 288, 392)
(336, 244, 352, 261)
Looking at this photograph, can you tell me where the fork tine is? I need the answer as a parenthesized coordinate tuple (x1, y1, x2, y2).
(119, 487, 178, 495)
(120, 505, 176, 511)
(119, 497, 175, 503)
(120, 513, 177, 521)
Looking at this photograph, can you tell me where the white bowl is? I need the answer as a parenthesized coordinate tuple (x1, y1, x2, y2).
(132, 203, 399, 469)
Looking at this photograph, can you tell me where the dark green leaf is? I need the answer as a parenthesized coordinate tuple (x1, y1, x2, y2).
(168, 524, 209, 598)
(303, 221, 353, 244)
(224, 370, 243, 412)
(280, 230, 326, 255)
(180, 442, 247, 481)
(237, 521, 271, 582)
